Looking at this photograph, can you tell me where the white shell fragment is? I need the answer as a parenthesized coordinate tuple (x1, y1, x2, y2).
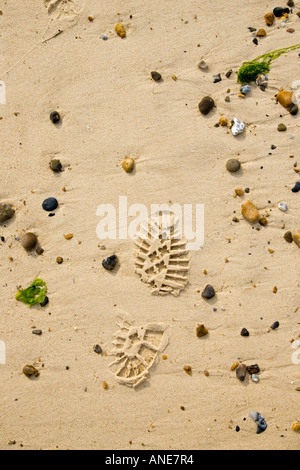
(0, 81, 6, 105)
(231, 118, 245, 136)
(109, 315, 168, 388)
(278, 202, 288, 212)
(135, 213, 190, 296)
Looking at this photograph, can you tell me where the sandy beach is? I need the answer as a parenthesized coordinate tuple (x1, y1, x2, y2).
(0, 0, 299, 450)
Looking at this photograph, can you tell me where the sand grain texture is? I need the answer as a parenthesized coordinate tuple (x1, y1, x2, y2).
(0, 0, 299, 450)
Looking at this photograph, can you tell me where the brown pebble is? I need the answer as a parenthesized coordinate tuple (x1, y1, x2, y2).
(196, 324, 209, 338)
(56, 257, 64, 264)
(184, 365, 192, 375)
(259, 217, 268, 226)
(287, 28, 295, 33)
(241, 200, 260, 223)
(292, 423, 300, 432)
(292, 231, 300, 247)
(235, 188, 244, 197)
(115, 22, 126, 38)
(204, 370, 210, 377)
(231, 362, 239, 371)
(102, 381, 109, 389)
(257, 29, 266, 37)
(64, 234, 74, 240)
(122, 157, 135, 173)
(21, 233, 38, 251)
(199, 96, 215, 115)
(264, 12, 275, 26)
(247, 364, 260, 375)
(23, 365, 39, 378)
(219, 117, 228, 126)
(236, 364, 247, 382)
(276, 90, 293, 108)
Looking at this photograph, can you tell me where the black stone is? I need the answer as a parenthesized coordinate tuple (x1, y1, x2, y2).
(247, 364, 260, 375)
(50, 111, 61, 124)
(292, 182, 300, 193)
(151, 71, 162, 82)
(102, 255, 118, 271)
(241, 328, 250, 337)
(253, 38, 258, 45)
(40, 296, 49, 307)
(213, 73, 222, 83)
(94, 344, 103, 355)
(273, 7, 284, 17)
(289, 104, 298, 116)
(270, 321, 280, 330)
(199, 96, 215, 115)
(32, 330, 42, 336)
(42, 197, 58, 212)
(201, 284, 215, 300)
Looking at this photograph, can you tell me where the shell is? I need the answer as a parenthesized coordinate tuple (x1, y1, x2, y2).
(109, 314, 168, 388)
(135, 214, 190, 296)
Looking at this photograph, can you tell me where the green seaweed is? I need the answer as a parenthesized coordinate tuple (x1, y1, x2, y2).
(237, 44, 300, 83)
(16, 278, 47, 307)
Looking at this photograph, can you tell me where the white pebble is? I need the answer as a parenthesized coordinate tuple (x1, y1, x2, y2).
(231, 118, 245, 136)
(278, 202, 288, 212)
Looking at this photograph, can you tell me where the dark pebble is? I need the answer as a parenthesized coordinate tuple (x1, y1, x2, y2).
(94, 344, 103, 355)
(199, 96, 215, 115)
(50, 111, 61, 124)
(50, 159, 62, 172)
(36, 247, 44, 255)
(23, 365, 39, 378)
(273, 7, 284, 17)
(102, 255, 118, 271)
(201, 284, 215, 300)
(271, 145, 277, 150)
(236, 364, 247, 382)
(21, 233, 38, 251)
(225, 69, 233, 78)
(289, 104, 298, 116)
(226, 159, 241, 173)
(0, 203, 15, 223)
(291, 182, 300, 193)
(248, 27, 257, 32)
(32, 330, 42, 336)
(253, 38, 258, 45)
(40, 296, 49, 307)
(247, 364, 260, 375)
(213, 73, 222, 83)
(236, 426, 240, 432)
(270, 321, 280, 330)
(241, 328, 250, 337)
(283, 231, 293, 243)
(151, 71, 162, 82)
(42, 197, 58, 212)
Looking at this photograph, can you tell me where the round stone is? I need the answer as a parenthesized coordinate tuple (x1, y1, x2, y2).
(198, 60, 208, 70)
(21, 233, 38, 251)
(226, 159, 241, 173)
(102, 255, 118, 271)
(23, 365, 39, 378)
(122, 157, 135, 173)
(283, 231, 293, 243)
(42, 197, 58, 212)
(199, 96, 215, 115)
(278, 202, 288, 211)
(201, 284, 215, 300)
(241, 328, 250, 337)
(278, 123, 287, 132)
(50, 159, 62, 172)
(0, 203, 15, 223)
(273, 7, 284, 17)
(151, 71, 162, 82)
(56, 257, 64, 264)
(50, 111, 61, 124)
(270, 321, 280, 330)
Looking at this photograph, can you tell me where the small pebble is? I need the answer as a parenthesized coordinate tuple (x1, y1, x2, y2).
(278, 123, 287, 132)
(56, 257, 64, 264)
(50, 111, 60, 124)
(273, 7, 284, 17)
(151, 71, 162, 82)
(278, 202, 288, 211)
(253, 38, 258, 45)
(184, 365, 192, 375)
(226, 159, 241, 173)
(196, 324, 209, 338)
(219, 117, 228, 127)
(122, 157, 135, 173)
(241, 200, 260, 223)
(292, 231, 300, 247)
(291, 182, 300, 193)
(257, 29, 266, 37)
(23, 365, 39, 378)
(40, 296, 49, 307)
(213, 73, 222, 83)
(264, 12, 275, 26)
(199, 96, 215, 115)
(259, 217, 268, 226)
(102, 255, 118, 271)
(231, 118, 245, 136)
(289, 104, 298, 116)
(276, 90, 293, 108)
(236, 364, 247, 382)
(32, 330, 42, 336)
(94, 344, 103, 355)
(50, 159, 62, 172)
(115, 22, 126, 38)
(201, 284, 215, 300)
(251, 374, 259, 383)
(21, 233, 38, 251)
(270, 321, 280, 330)
(248, 27, 257, 32)
(225, 69, 233, 78)
(198, 60, 208, 70)
(247, 364, 260, 375)
(42, 197, 58, 212)
(249, 411, 268, 434)
(0, 203, 15, 223)
(241, 328, 250, 337)
(292, 423, 300, 432)
(240, 85, 251, 95)
(283, 231, 293, 243)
